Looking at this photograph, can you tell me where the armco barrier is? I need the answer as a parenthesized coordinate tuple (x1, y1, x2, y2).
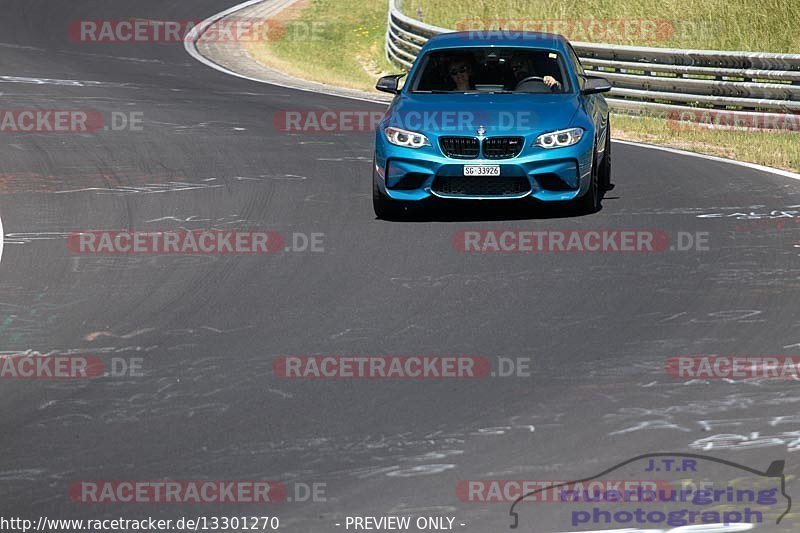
(385, 0, 800, 125)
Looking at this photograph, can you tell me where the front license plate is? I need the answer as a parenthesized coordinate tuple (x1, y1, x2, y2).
(463, 165, 500, 177)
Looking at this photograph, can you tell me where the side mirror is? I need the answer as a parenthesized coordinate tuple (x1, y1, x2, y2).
(376, 74, 405, 94)
(581, 76, 612, 95)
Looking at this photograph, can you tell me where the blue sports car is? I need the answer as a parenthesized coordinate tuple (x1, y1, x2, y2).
(373, 31, 613, 219)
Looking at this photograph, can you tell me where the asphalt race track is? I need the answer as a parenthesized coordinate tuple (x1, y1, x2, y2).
(2, 1, 800, 532)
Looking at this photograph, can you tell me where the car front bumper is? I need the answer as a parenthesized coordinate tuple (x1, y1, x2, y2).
(374, 133, 595, 202)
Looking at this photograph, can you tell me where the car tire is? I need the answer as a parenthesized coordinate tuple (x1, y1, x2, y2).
(574, 141, 601, 215)
(373, 178, 405, 220)
(599, 120, 613, 192)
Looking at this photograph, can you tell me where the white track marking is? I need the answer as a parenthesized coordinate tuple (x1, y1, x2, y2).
(0, 76, 129, 87)
(612, 139, 800, 180)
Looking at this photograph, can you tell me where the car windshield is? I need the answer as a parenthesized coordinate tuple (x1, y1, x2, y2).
(409, 47, 570, 94)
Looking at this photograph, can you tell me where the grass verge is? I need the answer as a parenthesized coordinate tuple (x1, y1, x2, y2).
(243, 0, 395, 91)
(612, 115, 800, 173)
(404, 0, 800, 52)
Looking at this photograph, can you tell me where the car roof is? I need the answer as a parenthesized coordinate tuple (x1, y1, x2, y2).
(420, 31, 570, 52)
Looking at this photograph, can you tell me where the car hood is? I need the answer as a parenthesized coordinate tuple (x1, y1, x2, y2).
(385, 93, 584, 137)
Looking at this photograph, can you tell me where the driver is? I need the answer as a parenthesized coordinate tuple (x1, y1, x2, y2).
(510, 56, 561, 91)
(447, 58, 474, 91)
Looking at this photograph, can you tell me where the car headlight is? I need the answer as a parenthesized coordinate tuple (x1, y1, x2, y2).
(384, 127, 431, 149)
(534, 128, 584, 149)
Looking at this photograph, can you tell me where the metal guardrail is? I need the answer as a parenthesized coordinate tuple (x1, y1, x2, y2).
(385, 0, 800, 123)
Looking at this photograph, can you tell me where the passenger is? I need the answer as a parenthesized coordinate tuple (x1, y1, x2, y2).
(510, 56, 561, 91)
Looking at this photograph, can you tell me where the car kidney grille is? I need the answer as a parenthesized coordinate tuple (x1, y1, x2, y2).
(483, 137, 524, 159)
(439, 136, 524, 159)
(439, 137, 480, 159)
(432, 176, 530, 197)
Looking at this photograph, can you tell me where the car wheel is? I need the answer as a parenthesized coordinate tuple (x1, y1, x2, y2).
(372, 178, 405, 220)
(599, 121, 613, 192)
(574, 142, 600, 215)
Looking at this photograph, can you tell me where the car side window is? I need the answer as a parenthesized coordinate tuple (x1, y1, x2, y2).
(566, 45, 585, 89)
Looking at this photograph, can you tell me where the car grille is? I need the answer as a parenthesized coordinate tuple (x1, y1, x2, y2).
(483, 137, 524, 159)
(432, 176, 531, 197)
(439, 136, 524, 159)
(439, 137, 480, 159)
(388, 173, 428, 190)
